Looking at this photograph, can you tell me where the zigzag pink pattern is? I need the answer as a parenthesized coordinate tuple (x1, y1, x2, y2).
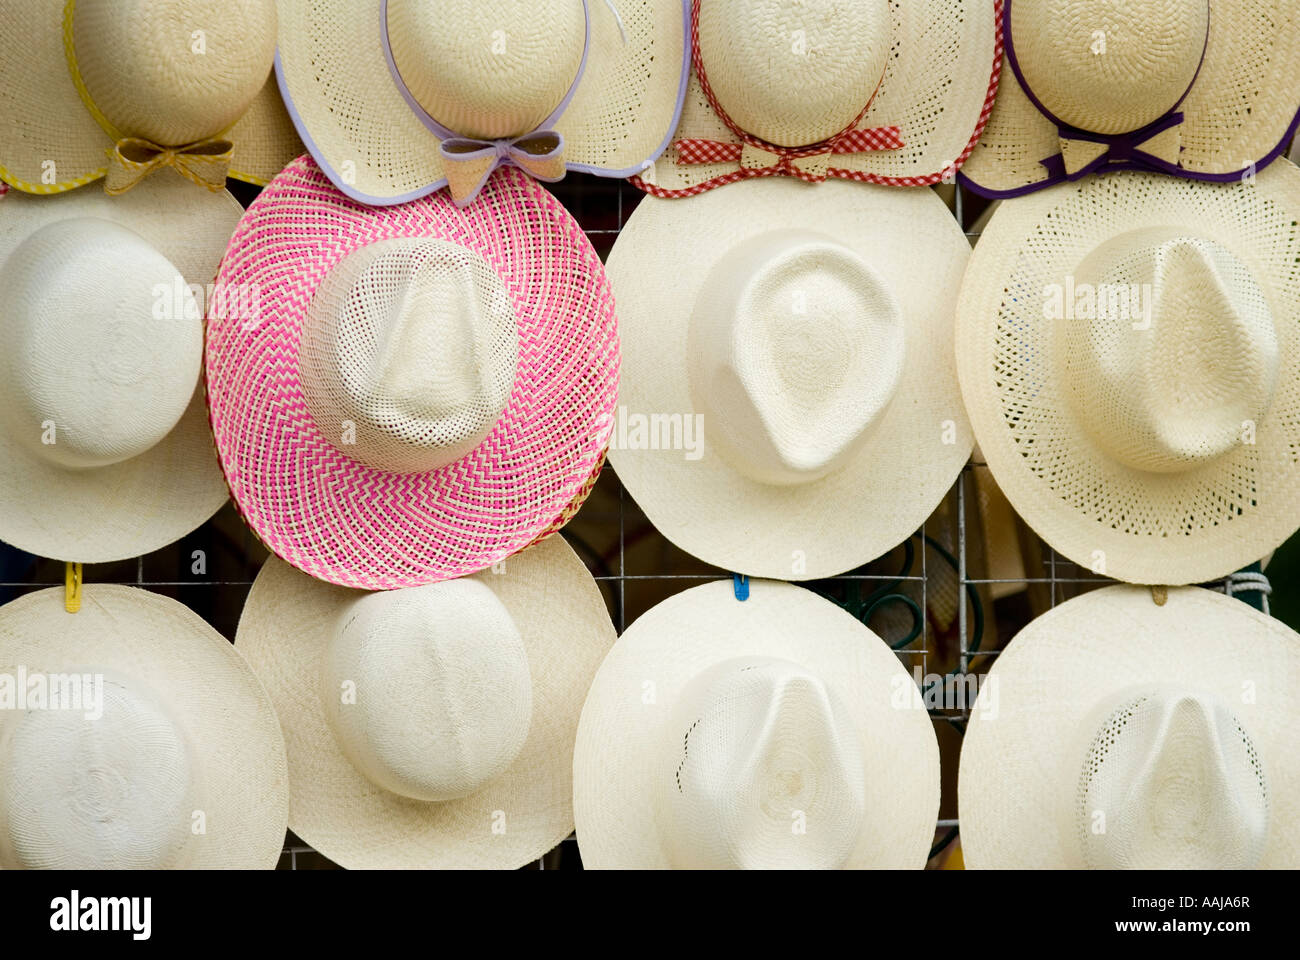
(204, 158, 620, 590)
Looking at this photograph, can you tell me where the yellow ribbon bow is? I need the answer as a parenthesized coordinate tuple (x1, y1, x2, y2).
(104, 137, 233, 196)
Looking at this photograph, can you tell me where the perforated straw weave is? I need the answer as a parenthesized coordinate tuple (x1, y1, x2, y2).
(205, 158, 620, 590)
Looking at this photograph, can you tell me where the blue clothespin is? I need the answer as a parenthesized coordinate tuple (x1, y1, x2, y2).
(732, 573, 749, 601)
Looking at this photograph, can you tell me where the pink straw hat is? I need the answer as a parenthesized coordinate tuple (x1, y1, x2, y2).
(205, 156, 619, 590)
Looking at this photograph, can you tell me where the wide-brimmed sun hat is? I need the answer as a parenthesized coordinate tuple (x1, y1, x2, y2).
(0, 0, 301, 196)
(0, 174, 236, 562)
(957, 163, 1300, 586)
(236, 533, 615, 869)
(633, 0, 1003, 197)
(274, 0, 691, 207)
(0, 585, 288, 869)
(205, 157, 620, 590)
(573, 578, 940, 869)
(959, 585, 1300, 869)
(960, 0, 1300, 198)
(606, 176, 972, 580)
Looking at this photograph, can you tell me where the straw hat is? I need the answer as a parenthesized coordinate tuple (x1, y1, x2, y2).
(957, 164, 1300, 586)
(205, 157, 619, 590)
(0, 585, 288, 869)
(960, 585, 1300, 869)
(634, 0, 1003, 197)
(0, 0, 301, 196)
(573, 579, 939, 869)
(236, 534, 615, 869)
(606, 176, 972, 580)
(0, 174, 236, 563)
(274, 0, 690, 207)
(960, 0, 1300, 198)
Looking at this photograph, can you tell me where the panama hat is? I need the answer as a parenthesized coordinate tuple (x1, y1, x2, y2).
(960, 0, 1300, 198)
(274, 0, 691, 207)
(0, 174, 236, 563)
(205, 157, 619, 590)
(0, 0, 301, 196)
(573, 579, 939, 869)
(957, 163, 1300, 586)
(606, 176, 972, 580)
(960, 585, 1300, 869)
(236, 534, 615, 870)
(633, 0, 1003, 198)
(0, 585, 288, 869)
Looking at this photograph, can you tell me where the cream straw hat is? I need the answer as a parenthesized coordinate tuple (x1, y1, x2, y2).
(275, 0, 690, 207)
(236, 534, 616, 870)
(959, 585, 1300, 869)
(0, 0, 301, 196)
(606, 176, 972, 580)
(573, 579, 939, 869)
(0, 585, 288, 869)
(961, 0, 1300, 198)
(636, 0, 1003, 197)
(957, 163, 1300, 586)
(0, 173, 236, 563)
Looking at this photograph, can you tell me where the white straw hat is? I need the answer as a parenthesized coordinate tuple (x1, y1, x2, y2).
(573, 578, 939, 869)
(235, 534, 616, 869)
(0, 0, 301, 195)
(636, 0, 1003, 196)
(0, 585, 288, 869)
(275, 0, 691, 206)
(0, 173, 236, 562)
(961, 0, 1300, 197)
(606, 176, 972, 580)
(957, 163, 1300, 585)
(959, 585, 1300, 869)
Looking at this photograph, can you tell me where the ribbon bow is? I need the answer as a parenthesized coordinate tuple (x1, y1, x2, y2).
(1041, 112, 1184, 181)
(104, 137, 233, 196)
(674, 126, 904, 184)
(439, 130, 567, 207)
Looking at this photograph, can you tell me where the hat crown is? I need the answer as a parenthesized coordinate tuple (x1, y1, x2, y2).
(0, 678, 196, 869)
(1062, 232, 1278, 474)
(1072, 687, 1268, 869)
(697, 0, 891, 148)
(688, 231, 905, 486)
(70, 0, 277, 146)
(300, 237, 519, 474)
(386, 0, 586, 141)
(1010, 0, 1208, 134)
(657, 657, 867, 869)
(0, 218, 201, 470)
(320, 578, 533, 802)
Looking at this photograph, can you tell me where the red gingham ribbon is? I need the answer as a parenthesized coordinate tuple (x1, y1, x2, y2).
(675, 126, 905, 182)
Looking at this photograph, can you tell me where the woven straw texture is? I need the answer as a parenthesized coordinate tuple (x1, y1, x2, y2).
(0, 173, 236, 562)
(236, 534, 615, 870)
(959, 585, 1300, 869)
(606, 176, 971, 580)
(961, 0, 1300, 195)
(957, 164, 1300, 585)
(573, 579, 940, 869)
(0, 0, 301, 194)
(636, 0, 1001, 195)
(0, 585, 288, 869)
(205, 158, 619, 590)
(275, 0, 688, 203)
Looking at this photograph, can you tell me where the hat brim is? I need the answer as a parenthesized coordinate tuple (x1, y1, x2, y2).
(956, 163, 1300, 585)
(0, 1, 299, 193)
(0, 585, 289, 868)
(573, 578, 940, 869)
(205, 158, 618, 590)
(275, 0, 690, 205)
(606, 176, 972, 580)
(0, 174, 236, 562)
(958, 585, 1300, 869)
(236, 533, 616, 869)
